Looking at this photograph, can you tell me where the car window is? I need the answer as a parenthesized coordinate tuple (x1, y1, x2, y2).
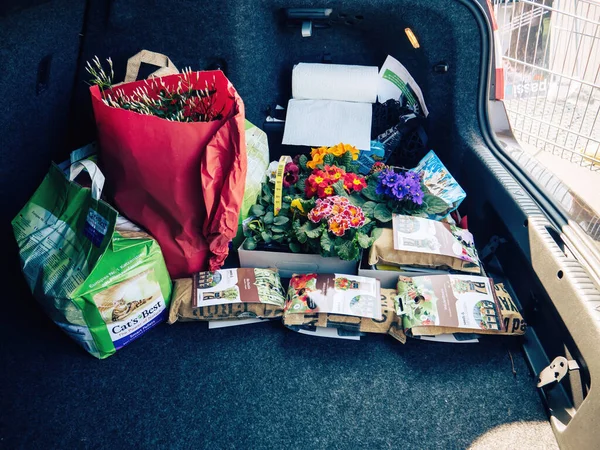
(491, 0, 600, 244)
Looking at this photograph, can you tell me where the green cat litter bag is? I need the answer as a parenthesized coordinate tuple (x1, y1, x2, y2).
(12, 160, 172, 359)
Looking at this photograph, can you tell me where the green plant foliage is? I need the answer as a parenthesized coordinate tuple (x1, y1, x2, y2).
(251, 204, 265, 216)
(323, 153, 335, 166)
(320, 232, 334, 253)
(298, 154, 308, 170)
(356, 232, 371, 249)
(374, 203, 393, 222)
(273, 216, 289, 226)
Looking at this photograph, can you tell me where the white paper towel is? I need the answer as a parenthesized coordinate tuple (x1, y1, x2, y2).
(282, 99, 372, 150)
(292, 63, 379, 103)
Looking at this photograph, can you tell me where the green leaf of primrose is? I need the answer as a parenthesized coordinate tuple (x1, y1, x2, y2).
(305, 225, 322, 239)
(298, 154, 308, 170)
(243, 238, 257, 250)
(348, 244, 360, 261)
(341, 150, 352, 167)
(361, 201, 377, 217)
(320, 231, 334, 253)
(260, 231, 272, 243)
(332, 179, 347, 196)
(323, 153, 335, 166)
(263, 211, 274, 225)
(289, 242, 302, 253)
(349, 193, 366, 207)
(295, 224, 308, 244)
(361, 184, 381, 201)
(251, 204, 266, 216)
(273, 216, 290, 226)
(371, 227, 383, 242)
(336, 239, 357, 261)
(347, 161, 360, 173)
(374, 203, 393, 222)
(356, 232, 371, 249)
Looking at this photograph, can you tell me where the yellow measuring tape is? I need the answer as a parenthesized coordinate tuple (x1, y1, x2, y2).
(274, 155, 292, 216)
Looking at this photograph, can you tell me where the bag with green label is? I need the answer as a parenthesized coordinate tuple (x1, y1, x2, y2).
(12, 160, 172, 359)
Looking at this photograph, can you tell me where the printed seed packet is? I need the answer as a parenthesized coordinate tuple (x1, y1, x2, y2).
(395, 274, 526, 337)
(414, 150, 466, 220)
(168, 268, 285, 323)
(195, 268, 285, 307)
(357, 141, 386, 175)
(285, 273, 382, 320)
(369, 215, 482, 274)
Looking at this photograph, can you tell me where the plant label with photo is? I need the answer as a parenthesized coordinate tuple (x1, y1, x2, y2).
(195, 268, 286, 308)
(286, 273, 382, 320)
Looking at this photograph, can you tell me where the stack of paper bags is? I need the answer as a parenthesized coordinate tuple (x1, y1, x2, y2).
(283, 273, 404, 341)
(387, 274, 526, 341)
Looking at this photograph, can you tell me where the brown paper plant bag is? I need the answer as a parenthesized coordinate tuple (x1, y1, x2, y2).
(168, 268, 285, 323)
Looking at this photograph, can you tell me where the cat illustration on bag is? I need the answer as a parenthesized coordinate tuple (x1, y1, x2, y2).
(93, 270, 162, 324)
(111, 297, 152, 322)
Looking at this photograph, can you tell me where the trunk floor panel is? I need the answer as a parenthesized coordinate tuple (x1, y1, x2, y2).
(1, 305, 557, 449)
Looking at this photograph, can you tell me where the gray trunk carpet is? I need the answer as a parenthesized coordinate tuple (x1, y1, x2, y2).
(1, 294, 557, 449)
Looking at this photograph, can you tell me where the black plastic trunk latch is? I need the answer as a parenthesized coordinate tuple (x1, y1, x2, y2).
(284, 8, 333, 37)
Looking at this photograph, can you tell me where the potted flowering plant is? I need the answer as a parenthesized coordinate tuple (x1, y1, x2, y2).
(242, 143, 382, 264)
(354, 163, 453, 224)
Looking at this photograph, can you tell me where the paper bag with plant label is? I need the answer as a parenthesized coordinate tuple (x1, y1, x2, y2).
(12, 161, 172, 359)
(369, 215, 482, 274)
(394, 274, 526, 337)
(168, 268, 285, 323)
(283, 286, 397, 335)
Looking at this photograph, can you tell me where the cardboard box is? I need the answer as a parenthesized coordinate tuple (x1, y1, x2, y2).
(238, 240, 359, 278)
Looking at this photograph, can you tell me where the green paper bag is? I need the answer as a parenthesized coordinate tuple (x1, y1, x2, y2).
(232, 120, 270, 248)
(12, 161, 172, 359)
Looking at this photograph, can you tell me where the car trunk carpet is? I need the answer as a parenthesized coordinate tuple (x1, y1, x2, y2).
(1, 287, 557, 449)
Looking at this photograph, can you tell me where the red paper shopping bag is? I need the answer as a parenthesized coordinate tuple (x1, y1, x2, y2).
(90, 65, 246, 278)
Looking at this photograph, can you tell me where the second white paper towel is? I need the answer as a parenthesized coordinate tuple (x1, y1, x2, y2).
(292, 63, 379, 103)
(282, 99, 372, 150)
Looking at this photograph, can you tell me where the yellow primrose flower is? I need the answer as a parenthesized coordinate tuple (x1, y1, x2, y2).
(307, 147, 325, 167)
(312, 146, 327, 155)
(342, 143, 360, 160)
(328, 144, 345, 157)
(307, 153, 325, 169)
(290, 198, 305, 213)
